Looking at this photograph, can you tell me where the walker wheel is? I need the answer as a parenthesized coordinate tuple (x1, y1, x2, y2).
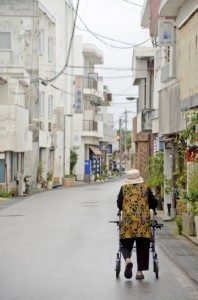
(115, 260, 121, 278)
(154, 256, 159, 279)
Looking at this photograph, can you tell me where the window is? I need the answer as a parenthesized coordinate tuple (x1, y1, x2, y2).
(48, 37, 53, 61)
(0, 32, 11, 49)
(10, 152, 17, 182)
(0, 159, 5, 182)
(39, 92, 45, 116)
(164, 46, 171, 64)
(48, 95, 53, 118)
(39, 29, 44, 54)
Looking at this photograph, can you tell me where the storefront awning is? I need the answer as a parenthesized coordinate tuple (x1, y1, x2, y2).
(90, 146, 102, 156)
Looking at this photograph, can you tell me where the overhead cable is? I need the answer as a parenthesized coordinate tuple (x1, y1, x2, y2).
(39, 0, 80, 83)
(68, 0, 150, 49)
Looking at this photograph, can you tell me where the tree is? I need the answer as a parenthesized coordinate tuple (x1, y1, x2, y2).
(146, 151, 164, 191)
(70, 150, 78, 175)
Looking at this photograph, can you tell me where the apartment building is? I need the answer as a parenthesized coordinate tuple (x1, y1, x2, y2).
(137, 0, 198, 217)
(73, 37, 116, 181)
(132, 47, 156, 180)
(0, 0, 116, 193)
(0, 0, 38, 194)
(0, 0, 74, 193)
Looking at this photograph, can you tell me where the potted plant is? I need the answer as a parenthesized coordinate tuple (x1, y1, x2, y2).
(62, 150, 78, 187)
(62, 174, 76, 187)
(47, 171, 53, 189)
(70, 149, 78, 177)
(37, 162, 44, 189)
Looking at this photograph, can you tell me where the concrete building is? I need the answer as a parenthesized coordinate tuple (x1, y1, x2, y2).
(0, 0, 117, 193)
(132, 47, 157, 180)
(73, 37, 116, 181)
(0, 0, 38, 194)
(138, 0, 198, 217)
(39, 0, 75, 181)
(0, 0, 74, 193)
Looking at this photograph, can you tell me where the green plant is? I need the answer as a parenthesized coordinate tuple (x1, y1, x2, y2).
(174, 112, 198, 200)
(64, 174, 75, 178)
(179, 111, 198, 145)
(0, 190, 12, 198)
(176, 215, 182, 235)
(70, 150, 78, 174)
(146, 151, 165, 198)
(194, 202, 198, 216)
(174, 143, 187, 197)
(47, 171, 53, 181)
(176, 199, 187, 215)
(164, 178, 172, 195)
(182, 163, 198, 213)
(102, 163, 108, 175)
(37, 162, 44, 183)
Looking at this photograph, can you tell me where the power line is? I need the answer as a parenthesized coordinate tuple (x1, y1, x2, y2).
(120, 0, 142, 7)
(40, 0, 80, 83)
(69, 0, 150, 49)
(76, 25, 137, 46)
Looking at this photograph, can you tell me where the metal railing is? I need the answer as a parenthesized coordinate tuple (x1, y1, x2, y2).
(83, 120, 98, 131)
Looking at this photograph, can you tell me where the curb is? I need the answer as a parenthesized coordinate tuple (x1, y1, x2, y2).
(181, 232, 198, 247)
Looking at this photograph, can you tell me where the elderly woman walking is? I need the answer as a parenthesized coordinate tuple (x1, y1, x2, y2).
(117, 169, 157, 280)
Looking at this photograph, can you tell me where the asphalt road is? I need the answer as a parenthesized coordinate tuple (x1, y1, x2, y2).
(0, 179, 198, 300)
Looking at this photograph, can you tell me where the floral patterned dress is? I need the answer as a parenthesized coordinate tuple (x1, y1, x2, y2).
(119, 183, 152, 239)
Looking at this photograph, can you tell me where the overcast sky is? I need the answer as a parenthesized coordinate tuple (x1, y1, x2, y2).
(73, 0, 151, 128)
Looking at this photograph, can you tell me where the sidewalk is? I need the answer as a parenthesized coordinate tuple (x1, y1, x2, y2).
(157, 210, 198, 247)
(157, 210, 198, 286)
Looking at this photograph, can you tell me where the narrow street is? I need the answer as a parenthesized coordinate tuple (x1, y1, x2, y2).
(0, 179, 198, 300)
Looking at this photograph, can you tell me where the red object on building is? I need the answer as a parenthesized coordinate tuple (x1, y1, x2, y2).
(186, 149, 198, 162)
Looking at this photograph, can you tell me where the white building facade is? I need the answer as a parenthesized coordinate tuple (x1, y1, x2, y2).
(73, 37, 116, 181)
(140, 0, 197, 218)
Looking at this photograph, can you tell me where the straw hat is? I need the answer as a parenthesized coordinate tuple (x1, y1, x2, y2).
(125, 169, 144, 184)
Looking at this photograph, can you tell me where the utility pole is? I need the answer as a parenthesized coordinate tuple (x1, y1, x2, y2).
(119, 117, 122, 176)
(125, 108, 127, 171)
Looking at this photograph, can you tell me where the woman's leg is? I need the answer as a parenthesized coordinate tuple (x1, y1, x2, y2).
(120, 238, 135, 279)
(120, 238, 135, 260)
(136, 237, 150, 271)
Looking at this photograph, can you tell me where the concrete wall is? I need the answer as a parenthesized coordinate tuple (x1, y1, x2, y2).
(0, 0, 39, 70)
(179, 10, 198, 110)
(159, 82, 186, 135)
(0, 105, 31, 152)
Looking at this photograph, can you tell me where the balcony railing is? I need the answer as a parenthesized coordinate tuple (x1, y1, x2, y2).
(83, 120, 98, 132)
(83, 77, 98, 90)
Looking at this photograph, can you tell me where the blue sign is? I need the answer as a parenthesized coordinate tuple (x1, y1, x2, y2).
(107, 144, 112, 154)
(84, 160, 91, 175)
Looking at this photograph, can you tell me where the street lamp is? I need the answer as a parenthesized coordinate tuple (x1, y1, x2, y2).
(126, 97, 138, 113)
(126, 97, 138, 101)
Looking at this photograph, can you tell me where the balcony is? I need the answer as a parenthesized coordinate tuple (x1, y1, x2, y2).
(83, 76, 97, 90)
(82, 120, 103, 141)
(101, 124, 116, 143)
(83, 120, 98, 132)
(39, 130, 52, 148)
